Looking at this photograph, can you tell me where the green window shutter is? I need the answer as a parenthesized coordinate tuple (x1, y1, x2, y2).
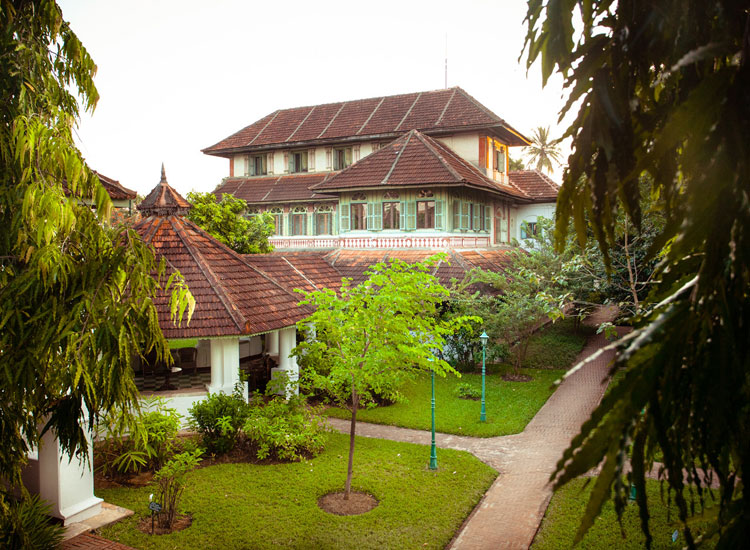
(452, 201, 460, 231)
(288, 155, 295, 173)
(287, 212, 294, 235)
(434, 199, 444, 230)
(404, 200, 416, 231)
(369, 201, 382, 230)
(339, 199, 350, 232)
(483, 205, 491, 232)
(346, 148, 352, 166)
(460, 201, 470, 230)
(302, 213, 308, 236)
(473, 203, 481, 231)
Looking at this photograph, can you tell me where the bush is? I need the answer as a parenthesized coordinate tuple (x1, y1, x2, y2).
(188, 391, 249, 455)
(453, 382, 481, 400)
(153, 449, 202, 529)
(96, 398, 182, 476)
(243, 396, 329, 461)
(0, 493, 65, 550)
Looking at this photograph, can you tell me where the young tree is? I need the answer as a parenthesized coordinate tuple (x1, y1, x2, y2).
(523, 126, 562, 174)
(186, 192, 274, 254)
(294, 256, 477, 499)
(0, 1, 193, 540)
(525, 1, 749, 546)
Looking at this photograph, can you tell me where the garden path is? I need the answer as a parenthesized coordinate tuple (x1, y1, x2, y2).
(327, 305, 623, 549)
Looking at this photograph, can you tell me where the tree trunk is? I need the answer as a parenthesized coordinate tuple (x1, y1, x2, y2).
(344, 390, 359, 500)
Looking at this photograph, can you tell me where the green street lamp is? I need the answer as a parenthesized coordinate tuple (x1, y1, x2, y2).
(429, 368, 438, 470)
(480, 331, 489, 422)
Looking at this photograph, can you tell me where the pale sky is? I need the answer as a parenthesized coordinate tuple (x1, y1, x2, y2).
(58, 0, 570, 197)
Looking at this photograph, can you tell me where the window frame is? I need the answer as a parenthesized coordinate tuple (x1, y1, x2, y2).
(290, 151, 309, 174)
(416, 200, 436, 229)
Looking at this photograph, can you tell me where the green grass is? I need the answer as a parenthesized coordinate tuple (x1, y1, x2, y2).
(326, 368, 564, 437)
(98, 433, 496, 550)
(522, 318, 593, 370)
(168, 338, 198, 349)
(532, 477, 718, 549)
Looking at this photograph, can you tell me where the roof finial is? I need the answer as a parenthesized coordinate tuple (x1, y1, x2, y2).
(160, 163, 167, 183)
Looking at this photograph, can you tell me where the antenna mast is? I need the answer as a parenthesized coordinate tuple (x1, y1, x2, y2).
(444, 33, 448, 88)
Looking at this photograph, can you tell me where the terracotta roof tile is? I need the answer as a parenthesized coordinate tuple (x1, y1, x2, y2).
(244, 252, 342, 293)
(137, 166, 191, 216)
(203, 87, 529, 155)
(314, 130, 527, 200)
(508, 170, 560, 202)
(94, 172, 137, 200)
(214, 173, 337, 204)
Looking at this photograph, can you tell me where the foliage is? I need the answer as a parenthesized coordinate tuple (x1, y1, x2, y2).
(96, 398, 182, 476)
(524, 0, 750, 546)
(441, 321, 508, 372)
(532, 477, 718, 550)
(523, 126, 562, 174)
(186, 192, 274, 254)
(243, 395, 329, 461)
(153, 450, 203, 529)
(509, 156, 527, 171)
(188, 391, 249, 455)
(98, 433, 496, 550)
(0, 0, 193, 533)
(453, 382, 481, 400)
(295, 255, 478, 498)
(326, 368, 564, 438)
(0, 494, 64, 550)
(522, 317, 592, 369)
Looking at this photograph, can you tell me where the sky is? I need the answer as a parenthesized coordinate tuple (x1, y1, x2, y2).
(58, 0, 571, 197)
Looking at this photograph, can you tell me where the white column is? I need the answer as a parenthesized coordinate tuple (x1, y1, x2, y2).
(207, 337, 240, 395)
(271, 326, 299, 397)
(37, 423, 102, 525)
(266, 330, 279, 355)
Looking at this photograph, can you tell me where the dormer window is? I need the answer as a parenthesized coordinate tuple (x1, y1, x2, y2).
(333, 147, 352, 170)
(244, 154, 267, 176)
(289, 151, 308, 173)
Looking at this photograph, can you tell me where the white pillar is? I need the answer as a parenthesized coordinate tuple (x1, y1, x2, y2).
(37, 424, 102, 525)
(207, 337, 240, 395)
(271, 326, 299, 397)
(266, 330, 279, 355)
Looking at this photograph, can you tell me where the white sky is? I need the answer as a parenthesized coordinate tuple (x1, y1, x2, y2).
(58, 0, 570, 197)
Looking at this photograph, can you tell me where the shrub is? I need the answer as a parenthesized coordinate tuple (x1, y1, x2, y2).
(453, 382, 481, 400)
(243, 396, 329, 461)
(0, 493, 65, 550)
(97, 398, 182, 476)
(188, 391, 249, 455)
(153, 449, 202, 529)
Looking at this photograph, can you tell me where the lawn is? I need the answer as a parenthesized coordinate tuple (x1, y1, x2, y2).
(168, 338, 198, 349)
(325, 318, 589, 438)
(98, 432, 496, 550)
(325, 368, 564, 437)
(532, 477, 718, 549)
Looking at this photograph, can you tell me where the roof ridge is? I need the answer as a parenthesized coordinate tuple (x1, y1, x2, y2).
(280, 256, 320, 291)
(173, 218, 248, 333)
(435, 88, 458, 126)
(394, 92, 422, 132)
(454, 87, 503, 124)
(248, 110, 281, 146)
(317, 102, 347, 139)
(380, 131, 413, 185)
(261, 176, 282, 201)
(356, 96, 386, 135)
(286, 106, 315, 142)
(413, 131, 464, 182)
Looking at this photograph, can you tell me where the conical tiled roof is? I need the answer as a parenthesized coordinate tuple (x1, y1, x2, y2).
(137, 165, 192, 216)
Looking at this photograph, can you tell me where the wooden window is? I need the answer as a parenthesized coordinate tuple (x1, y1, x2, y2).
(382, 201, 400, 229)
(269, 207, 283, 236)
(333, 147, 353, 170)
(314, 205, 333, 235)
(417, 200, 435, 229)
(472, 203, 481, 230)
(289, 151, 308, 173)
(245, 154, 267, 176)
(495, 146, 506, 174)
(483, 205, 491, 232)
(351, 203, 366, 230)
(520, 221, 539, 239)
(290, 206, 307, 236)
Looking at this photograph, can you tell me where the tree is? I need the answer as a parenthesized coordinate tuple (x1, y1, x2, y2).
(523, 126, 562, 174)
(509, 156, 527, 171)
(0, 1, 192, 542)
(186, 191, 274, 254)
(294, 256, 477, 499)
(525, 1, 749, 547)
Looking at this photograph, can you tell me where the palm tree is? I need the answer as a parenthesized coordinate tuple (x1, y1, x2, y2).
(524, 126, 562, 174)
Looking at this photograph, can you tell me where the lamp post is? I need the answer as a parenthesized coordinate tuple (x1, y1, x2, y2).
(480, 331, 489, 422)
(429, 369, 438, 470)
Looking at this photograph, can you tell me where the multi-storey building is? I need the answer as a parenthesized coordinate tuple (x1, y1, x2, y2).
(202, 87, 558, 250)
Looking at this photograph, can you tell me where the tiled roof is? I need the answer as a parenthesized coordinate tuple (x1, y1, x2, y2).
(214, 173, 337, 204)
(137, 166, 192, 216)
(94, 171, 137, 200)
(244, 252, 343, 293)
(313, 130, 528, 200)
(508, 170, 560, 201)
(134, 215, 310, 339)
(203, 87, 530, 155)
(322, 248, 514, 287)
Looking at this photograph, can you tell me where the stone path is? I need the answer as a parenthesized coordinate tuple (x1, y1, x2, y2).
(328, 306, 623, 549)
(61, 533, 136, 550)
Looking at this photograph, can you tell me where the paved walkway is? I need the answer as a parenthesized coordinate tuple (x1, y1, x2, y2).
(328, 307, 623, 549)
(61, 533, 136, 550)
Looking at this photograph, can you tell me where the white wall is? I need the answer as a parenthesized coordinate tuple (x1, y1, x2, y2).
(436, 133, 479, 167)
(515, 202, 556, 243)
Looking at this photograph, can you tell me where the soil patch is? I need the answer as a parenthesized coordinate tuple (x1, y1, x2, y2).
(502, 373, 533, 382)
(137, 513, 192, 535)
(458, 396, 481, 401)
(318, 491, 379, 516)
